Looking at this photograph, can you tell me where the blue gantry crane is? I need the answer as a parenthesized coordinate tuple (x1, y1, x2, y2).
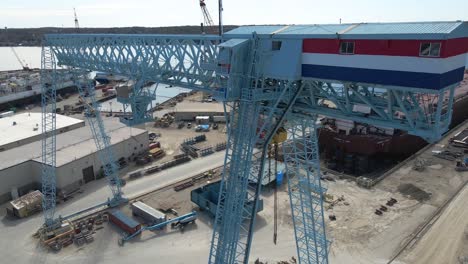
(40, 21, 468, 263)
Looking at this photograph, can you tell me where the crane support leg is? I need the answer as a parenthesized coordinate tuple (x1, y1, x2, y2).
(210, 81, 304, 263)
(71, 69, 125, 206)
(284, 116, 329, 264)
(117, 79, 156, 126)
(209, 101, 261, 264)
(40, 46, 59, 227)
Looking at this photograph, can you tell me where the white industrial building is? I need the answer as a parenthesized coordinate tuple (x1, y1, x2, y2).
(172, 101, 225, 122)
(0, 113, 148, 203)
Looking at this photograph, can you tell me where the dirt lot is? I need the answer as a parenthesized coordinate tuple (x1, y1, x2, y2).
(397, 183, 468, 264)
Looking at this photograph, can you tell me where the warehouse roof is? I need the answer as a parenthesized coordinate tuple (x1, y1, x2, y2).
(0, 117, 146, 171)
(225, 21, 468, 39)
(0, 113, 84, 150)
(174, 101, 224, 113)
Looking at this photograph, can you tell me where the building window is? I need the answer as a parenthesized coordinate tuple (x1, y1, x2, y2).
(272, 41, 282, 51)
(339, 42, 355, 54)
(419, 42, 441, 57)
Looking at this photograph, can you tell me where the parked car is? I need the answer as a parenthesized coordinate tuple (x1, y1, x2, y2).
(148, 132, 160, 140)
(195, 124, 210, 132)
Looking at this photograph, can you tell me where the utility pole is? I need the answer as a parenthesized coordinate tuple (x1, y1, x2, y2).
(218, 0, 223, 36)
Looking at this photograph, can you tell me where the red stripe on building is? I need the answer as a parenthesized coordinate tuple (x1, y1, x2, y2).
(445, 38, 468, 57)
(303, 38, 468, 58)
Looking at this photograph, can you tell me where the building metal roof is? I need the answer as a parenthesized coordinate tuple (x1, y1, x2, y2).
(0, 116, 147, 171)
(0, 113, 84, 149)
(225, 21, 467, 39)
(173, 101, 224, 113)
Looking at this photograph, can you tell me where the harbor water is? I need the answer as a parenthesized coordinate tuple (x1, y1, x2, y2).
(0, 47, 191, 111)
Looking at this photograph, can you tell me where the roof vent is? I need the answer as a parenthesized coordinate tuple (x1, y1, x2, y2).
(12, 121, 17, 126)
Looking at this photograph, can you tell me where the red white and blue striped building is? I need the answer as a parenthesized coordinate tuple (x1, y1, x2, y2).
(225, 21, 468, 91)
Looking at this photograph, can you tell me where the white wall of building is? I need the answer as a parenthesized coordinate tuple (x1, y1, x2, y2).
(0, 162, 37, 202)
(0, 131, 148, 204)
(56, 131, 148, 191)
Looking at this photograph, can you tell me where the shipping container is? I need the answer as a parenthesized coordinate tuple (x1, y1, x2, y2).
(195, 116, 209, 124)
(191, 181, 263, 218)
(131, 201, 166, 226)
(108, 210, 141, 235)
(212, 115, 226, 123)
(7, 190, 42, 218)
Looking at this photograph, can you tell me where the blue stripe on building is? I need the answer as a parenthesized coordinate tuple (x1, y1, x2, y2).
(302, 64, 465, 90)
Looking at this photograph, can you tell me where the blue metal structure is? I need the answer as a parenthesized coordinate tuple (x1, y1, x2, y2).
(41, 21, 467, 263)
(71, 69, 125, 206)
(283, 116, 328, 263)
(40, 46, 58, 227)
(120, 211, 198, 244)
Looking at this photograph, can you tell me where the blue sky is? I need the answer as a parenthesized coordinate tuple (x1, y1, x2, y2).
(0, 0, 467, 28)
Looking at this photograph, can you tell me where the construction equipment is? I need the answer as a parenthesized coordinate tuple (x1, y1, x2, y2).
(41, 21, 467, 264)
(11, 47, 30, 70)
(199, 0, 215, 34)
(73, 8, 80, 29)
(118, 211, 198, 245)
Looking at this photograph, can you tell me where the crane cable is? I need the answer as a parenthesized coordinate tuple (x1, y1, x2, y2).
(273, 143, 278, 244)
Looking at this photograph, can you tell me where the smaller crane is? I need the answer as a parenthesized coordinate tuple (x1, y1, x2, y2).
(199, 0, 215, 34)
(10, 47, 29, 71)
(74, 8, 80, 29)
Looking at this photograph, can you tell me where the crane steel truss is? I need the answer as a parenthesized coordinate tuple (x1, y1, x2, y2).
(283, 116, 329, 264)
(199, 0, 215, 34)
(40, 46, 59, 227)
(71, 69, 124, 206)
(41, 33, 457, 263)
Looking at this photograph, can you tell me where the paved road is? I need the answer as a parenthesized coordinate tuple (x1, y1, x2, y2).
(56, 151, 226, 217)
(399, 183, 468, 264)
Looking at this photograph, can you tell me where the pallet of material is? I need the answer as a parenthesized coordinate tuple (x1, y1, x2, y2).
(174, 180, 195, 192)
(7, 190, 42, 218)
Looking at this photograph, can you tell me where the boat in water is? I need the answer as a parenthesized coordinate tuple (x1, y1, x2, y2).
(0, 69, 76, 111)
(94, 72, 127, 84)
